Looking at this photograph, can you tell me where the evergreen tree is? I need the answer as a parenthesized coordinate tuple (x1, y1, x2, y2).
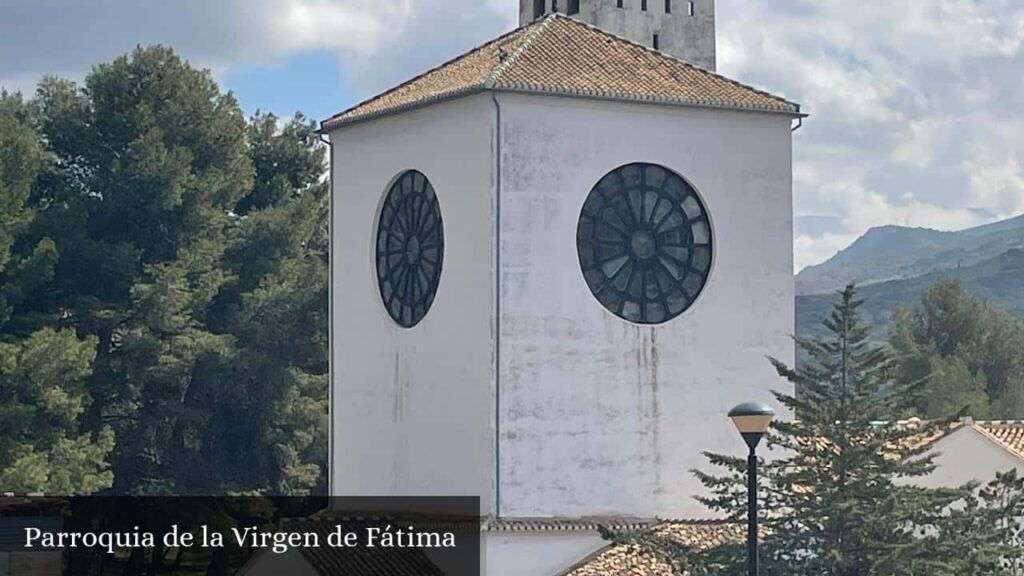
(0, 91, 113, 494)
(0, 92, 37, 277)
(7, 47, 329, 495)
(32, 46, 255, 494)
(602, 285, 1022, 575)
(919, 355, 988, 419)
(981, 470, 1024, 575)
(692, 285, 978, 575)
(0, 329, 114, 494)
(891, 279, 1024, 419)
(189, 111, 329, 494)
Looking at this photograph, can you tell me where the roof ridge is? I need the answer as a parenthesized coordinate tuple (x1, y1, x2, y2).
(322, 12, 803, 131)
(320, 22, 535, 130)
(657, 518, 741, 525)
(541, 12, 801, 112)
(485, 13, 558, 88)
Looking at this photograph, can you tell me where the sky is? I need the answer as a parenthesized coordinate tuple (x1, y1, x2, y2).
(1, 0, 1022, 270)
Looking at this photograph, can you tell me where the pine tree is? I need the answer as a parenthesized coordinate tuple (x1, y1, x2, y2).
(891, 279, 1024, 419)
(21, 48, 328, 495)
(920, 355, 989, 419)
(691, 285, 978, 575)
(977, 470, 1024, 575)
(191, 111, 329, 494)
(0, 92, 113, 494)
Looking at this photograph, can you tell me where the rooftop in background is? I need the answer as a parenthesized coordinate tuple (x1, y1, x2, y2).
(562, 519, 747, 576)
(887, 417, 1024, 461)
(972, 420, 1024, 459)
(321, 13, 802, 132)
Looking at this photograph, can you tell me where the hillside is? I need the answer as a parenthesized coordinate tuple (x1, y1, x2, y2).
(796, 214, 1024, 295)
(797, 247, 1024, 341)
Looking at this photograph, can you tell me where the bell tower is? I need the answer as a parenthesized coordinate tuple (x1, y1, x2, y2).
(518, 0, 717, 70)
(326, 10, 800, 573)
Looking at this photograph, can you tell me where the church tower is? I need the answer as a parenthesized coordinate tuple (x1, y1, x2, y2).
(324, 8, 799, 575)
(519, 0, 717, 70)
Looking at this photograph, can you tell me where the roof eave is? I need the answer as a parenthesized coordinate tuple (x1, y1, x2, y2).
(319, 86, 489, 134)
(972, 423, 1024, 461)
(493, 85, 806, 118)
(320, 85, 806, 134)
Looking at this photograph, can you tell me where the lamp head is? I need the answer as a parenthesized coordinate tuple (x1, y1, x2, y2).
(729, 401, 775, 450)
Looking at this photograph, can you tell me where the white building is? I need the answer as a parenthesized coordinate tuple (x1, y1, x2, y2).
(322, 4, 802, 574)
(912, 419, 1024, 490)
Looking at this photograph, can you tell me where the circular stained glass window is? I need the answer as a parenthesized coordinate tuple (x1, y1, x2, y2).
(376, 170, 444, 328)
(577, 163, 713, 324)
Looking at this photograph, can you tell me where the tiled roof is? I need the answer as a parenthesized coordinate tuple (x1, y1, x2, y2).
(555, 420, 1024, 574)
(973, 421, 1024, 459)
(483, 517, 655, 533)
(822, 418, 1024, 462)
(894, 418, 1024, 461)
(793, 418, 963, 461)
(322, 13, 802, 131)
(562, 520, 746, 576)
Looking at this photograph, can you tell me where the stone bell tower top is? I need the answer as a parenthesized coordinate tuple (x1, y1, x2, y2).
(519, 0, 716, 71)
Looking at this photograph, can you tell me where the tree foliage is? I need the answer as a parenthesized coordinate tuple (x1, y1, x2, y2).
(0, 46, 327, 496)
(733, 285, 967, 575)
(619, 286, 1023, 575)
(891, 279, 1024, 419)
(0, 91, 114, 494)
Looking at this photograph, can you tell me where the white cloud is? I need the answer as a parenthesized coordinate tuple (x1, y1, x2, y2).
(891, 118, 946, 169)
(966, 154, 1024, 218)
(0, 1, 514, 96)
(1, 0, 1022, 271)
(794, 232, 858, 273)
(248, 0, 412, 57)
(717, 0, 1024, 268)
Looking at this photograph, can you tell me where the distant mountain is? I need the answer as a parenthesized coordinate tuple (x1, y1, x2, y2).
(797, 247, 1024, 340)
(796, 214, 1024, 296)
(795, 213, 1024, 340)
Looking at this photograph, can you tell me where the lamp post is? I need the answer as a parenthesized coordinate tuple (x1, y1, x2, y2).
(729, 401, 775, 576)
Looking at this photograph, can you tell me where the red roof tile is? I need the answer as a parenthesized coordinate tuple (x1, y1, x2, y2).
(323, 14, 801, 131)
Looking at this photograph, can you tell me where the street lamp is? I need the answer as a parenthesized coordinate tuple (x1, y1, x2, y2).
(729, 401, 775, 576)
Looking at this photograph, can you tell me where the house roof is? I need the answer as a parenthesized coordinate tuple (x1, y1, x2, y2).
(554, 420, 1024, 574)
(561, 520, 746, 576)
(968, 420, 1024, 459)
(889, 418, 1024, 460)
(483, 517, 656, 533)
(790, 418, 963, 460)
(322, 13, 802, 131)
(558, 421, 1024, 575)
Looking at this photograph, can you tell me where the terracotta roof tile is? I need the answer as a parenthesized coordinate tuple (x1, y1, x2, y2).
(323, 14, 801, 131)
(562, 520, 746, 576)
(974, 421, 1024, 459)
(483, 517, 655, 532)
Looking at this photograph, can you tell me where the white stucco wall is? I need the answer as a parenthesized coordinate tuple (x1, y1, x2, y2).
(328, 87, 796, 528)
(328, 94, 497, 512)
(912, 426, 1024, 489)
(519, 0, 717, 70)
(483, 531, 606, 576)
(495, 93, 795, 519)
